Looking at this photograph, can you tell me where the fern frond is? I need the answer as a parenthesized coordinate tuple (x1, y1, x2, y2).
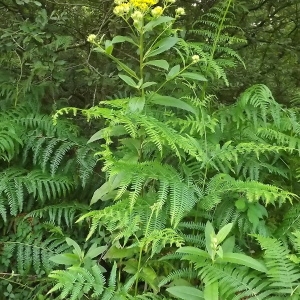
(255, 235, 300, 295)
(276, 205, 300, 242)
(159, 268, 198, 287)
(3, 236, 70, 274)
(200, 173, 295, 211)
(48, 265, 106, 300)
(0, 121, 23, 161)
(26, 203, 90, 227)
(140, 228, 184, 258)
(200, 264, 271, 300)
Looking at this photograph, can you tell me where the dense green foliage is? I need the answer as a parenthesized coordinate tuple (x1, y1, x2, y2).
(0, 0, 300, 299)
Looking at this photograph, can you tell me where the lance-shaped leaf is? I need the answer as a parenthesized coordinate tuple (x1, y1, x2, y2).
(149, 94, 197, 115)
(119, 74, 138, 88)
(112, 35, 138, 46)
(204, 281, 219, 300)
(217, 253, 267, 272)
(145, 37, 179, 58)
(144, 16, 174, 32)
(181, 72, 207, 81)
(167, 286, 204, 300)
(144, 59, 169, 71)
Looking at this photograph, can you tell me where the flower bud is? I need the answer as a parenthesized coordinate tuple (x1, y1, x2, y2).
(175, 7, 185, 16)
(151, 6, 163, 18)
(131, 10, 144, 21)
(87, 34, 96, 43)
(192, 55, 200, 63)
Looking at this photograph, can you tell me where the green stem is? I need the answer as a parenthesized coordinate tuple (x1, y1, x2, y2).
(144, 21, 173, 59)
(151, 63, 194, 99)
(139, 25, 145, 99)
(210, 0, 232, 61)
(14, 50, 23, 107)
(200, 0, 233, 105)
(134, 209, 154, 296)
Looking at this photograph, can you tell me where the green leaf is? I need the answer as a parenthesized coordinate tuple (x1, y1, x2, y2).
(104, 245, 138, 259)
(216, 246, 224, 258)
(180, 72, 207, 81)
(118, 74, 137, 88)
(235, 198, 247, 211)
(146, 37, 179, 58)
(86, 244, 107, 259)
(176, 246, 210, 258)
(219, 253, 267, 272)
(129, 96, 145, 112)
(143, 16, 174, 32)
(66, 237, 82, 257)
(88, 125, 127, 143)
(222, 236, 235, 253)
(115, 60, 138, 79)
(247, 204, 262, 228)
(141, 267, 159, 292)
(216, 223, 233, 244)
(255, 203, 268, 217)
(91, 182, 111, 205)
(204, 281, 218, 300)
(123, 259, 138, 274)
(112, 35, 138, 46)
(49, 253, 80, 266)
(167, 286, 204, 300)
(150, 94, 197, 115)
(91, 173, 124, 204)
(166, 64, 180, 79)
(144, 59, 169, 71)
(205, 221, 215, 257)
(105, 40, 113, 55)
(141, 81, 157, 88)
(99, 53, 138, 79)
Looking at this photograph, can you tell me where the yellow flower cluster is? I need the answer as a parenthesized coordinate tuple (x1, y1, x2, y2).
(151, 6, 163, 18)
(113, 0, 159, 16)
(130, 0, 158, 11)
(113, 2, 131, 16)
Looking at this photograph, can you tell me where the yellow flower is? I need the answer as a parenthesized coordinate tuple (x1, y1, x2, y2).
(151, 6, 163, 18)
(114, 0, 126, 4)
(129, 0, 158, 11)
(192, 55, 200, 63)
(131, 10, 144, 21)
(87, 34, 96, 42)
(175, 7, 185, 16)
(113, 3, 131, 16)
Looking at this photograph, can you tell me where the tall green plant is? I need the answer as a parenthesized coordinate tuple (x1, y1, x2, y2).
(48, 0, 300, 299)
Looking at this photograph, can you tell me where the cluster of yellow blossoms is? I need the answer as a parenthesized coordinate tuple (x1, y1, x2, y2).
(113, 0, 184, 20)
(114, 0, 158, 15)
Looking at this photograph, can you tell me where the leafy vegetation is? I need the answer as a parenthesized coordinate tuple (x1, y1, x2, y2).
(0, 0, 300, 299)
